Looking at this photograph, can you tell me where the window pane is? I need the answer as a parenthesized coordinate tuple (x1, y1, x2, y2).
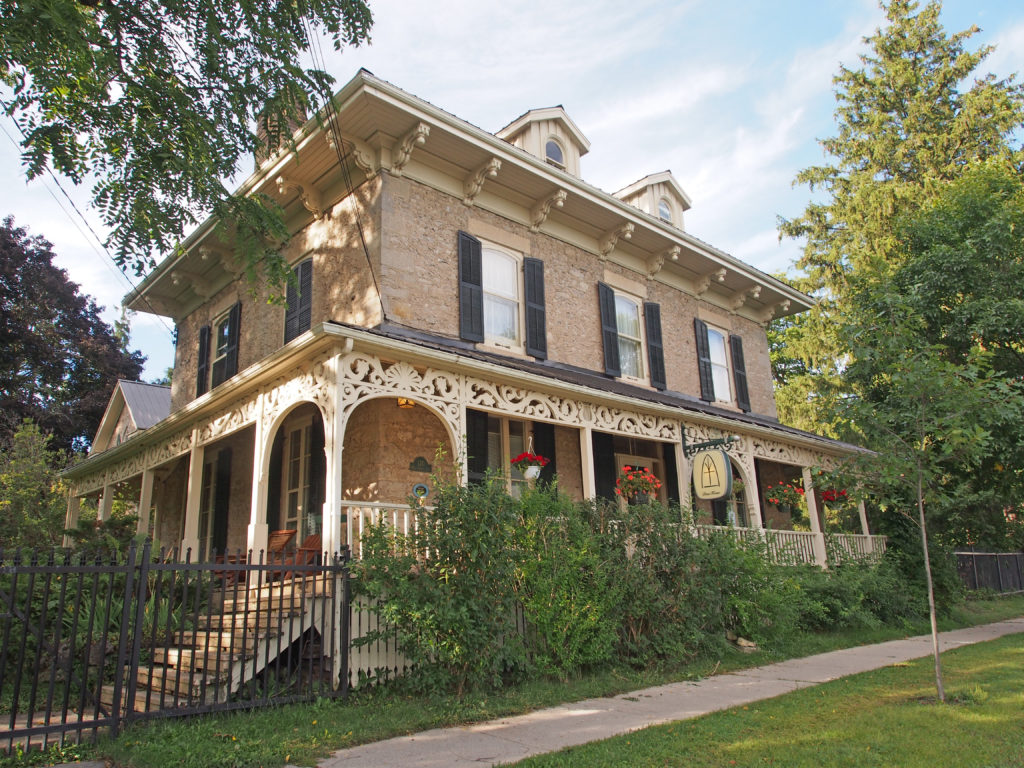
(486, 416, 502, 472)
(707, 328, 728, 365)
(615, 296, 641, 337)
(215, 317, 231, 357)
(619, 337, 643, 378)
(485, 295, 518, 342)
(711, 363, 731, 401)
(658, 199, 672, 222)
(545, 140, 564, 166)
(482, 251, 518, 299)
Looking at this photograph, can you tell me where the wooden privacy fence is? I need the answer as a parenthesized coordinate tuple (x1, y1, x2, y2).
(955, 551, 1024, 594)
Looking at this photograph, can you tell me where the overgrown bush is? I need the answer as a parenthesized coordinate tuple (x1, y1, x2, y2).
(352, 476, 525, 696)
(515, 486, 618, 679)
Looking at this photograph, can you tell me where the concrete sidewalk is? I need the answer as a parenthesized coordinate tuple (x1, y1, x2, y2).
(315, 617, 1024, 768)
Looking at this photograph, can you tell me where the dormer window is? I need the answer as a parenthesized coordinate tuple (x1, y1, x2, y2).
(545, 139, 565, 169)
(658, 198, 673, 224)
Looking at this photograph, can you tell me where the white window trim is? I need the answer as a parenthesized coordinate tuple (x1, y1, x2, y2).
(281, 413, 314, 538)
(211, 310, 232, 373)
(657, 197, 673, 224)
(486, 414, 529, 497)
(481, 242, 526, 353)
(705, 325, 733, 404)
(545, 137, 566, 169)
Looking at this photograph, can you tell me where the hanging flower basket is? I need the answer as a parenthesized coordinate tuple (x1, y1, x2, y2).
(821, 488, 848, 504)
(615, 466, 662, 501)
(511, 452, 549, 478)
(764, 481, 804, 509)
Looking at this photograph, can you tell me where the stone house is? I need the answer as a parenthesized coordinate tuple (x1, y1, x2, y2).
(64, 70, 880, 567)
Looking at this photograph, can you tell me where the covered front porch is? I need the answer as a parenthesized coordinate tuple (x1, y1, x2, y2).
(65, 325, 884, 571)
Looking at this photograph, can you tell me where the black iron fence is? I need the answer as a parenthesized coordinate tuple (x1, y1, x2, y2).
(955, 551, 1024, 594)
(0, 541, 353, 754)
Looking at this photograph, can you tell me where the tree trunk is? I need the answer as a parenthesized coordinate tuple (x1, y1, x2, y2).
(917, 466, 945, 702)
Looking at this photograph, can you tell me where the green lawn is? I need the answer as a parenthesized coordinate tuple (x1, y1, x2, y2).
(6, 596, 1022, 768)
(508, 631, 1024, 767)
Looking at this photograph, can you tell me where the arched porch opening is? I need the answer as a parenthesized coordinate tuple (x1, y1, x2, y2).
(263, 403, 327, 551)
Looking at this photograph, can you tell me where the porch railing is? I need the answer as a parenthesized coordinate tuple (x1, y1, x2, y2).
(343, 502, 421, 559)
(0, 542, 350, 755)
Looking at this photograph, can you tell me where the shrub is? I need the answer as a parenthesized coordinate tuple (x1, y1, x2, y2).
(515, 486, 618, 679)
(352, 476, 525, 696)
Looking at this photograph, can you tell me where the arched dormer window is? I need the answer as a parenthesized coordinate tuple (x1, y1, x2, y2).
(545, 139, 565, 169)
(658, 198, 673, 224)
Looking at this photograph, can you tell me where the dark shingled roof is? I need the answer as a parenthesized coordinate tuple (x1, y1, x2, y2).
(340, 321, 863, 455)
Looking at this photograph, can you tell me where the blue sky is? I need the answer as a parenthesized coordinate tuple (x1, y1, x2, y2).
(2, 0, 1022, 381)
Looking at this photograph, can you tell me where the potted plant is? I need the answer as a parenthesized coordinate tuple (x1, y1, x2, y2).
(615, 466, 662, 502)
(511, 451, 549, 479)
(764, 480, 804, 513)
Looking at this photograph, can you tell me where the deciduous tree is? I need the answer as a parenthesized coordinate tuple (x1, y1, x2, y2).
(0, 0, 373, 280)
(0, 217, 144, 454)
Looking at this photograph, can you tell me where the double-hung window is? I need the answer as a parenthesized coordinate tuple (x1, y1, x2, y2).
(694, 318, 750, 412)
(598, 282, 666, 390)
(196, 302, 241, 397)
(482, 247, 520, 346)
(284, 258, 313, 343)
(458, 231, 547, 358)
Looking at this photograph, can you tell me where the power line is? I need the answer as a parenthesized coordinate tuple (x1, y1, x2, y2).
(0, 109, 176, 340)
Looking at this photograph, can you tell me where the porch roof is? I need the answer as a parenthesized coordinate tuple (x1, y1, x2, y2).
(358, 321, 865, 457)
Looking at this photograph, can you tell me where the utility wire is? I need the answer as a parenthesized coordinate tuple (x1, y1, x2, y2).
(0, 109, 177, 340)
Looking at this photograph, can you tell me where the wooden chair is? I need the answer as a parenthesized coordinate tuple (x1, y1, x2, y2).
(282, 534, 323, 579)
(266, 529, 297, 566)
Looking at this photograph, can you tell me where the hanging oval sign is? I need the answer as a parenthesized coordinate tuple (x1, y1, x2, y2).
(692, 449, 732, 500)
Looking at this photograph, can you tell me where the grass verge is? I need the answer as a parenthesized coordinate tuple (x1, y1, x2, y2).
(509, 631, 1024, 767)
(8, 595, 1023, 768)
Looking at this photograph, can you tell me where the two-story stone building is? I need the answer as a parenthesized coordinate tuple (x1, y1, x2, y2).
(64, 70, 880, 567)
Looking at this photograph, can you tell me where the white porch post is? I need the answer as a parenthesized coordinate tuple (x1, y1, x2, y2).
(247, 392, 269, 558)
(580, 426, 596, 499)
(324, 376, 345, 559)
(675, 439, 690, 518)
(858, 499, 873, 553)
(98, 484, 114, 522)
(802, 466, 828, 567)
(63, 495, 81, 548)
(136, 468, 155, 538)
(738, 454, 764, 530)
(181, 428, 205, 559)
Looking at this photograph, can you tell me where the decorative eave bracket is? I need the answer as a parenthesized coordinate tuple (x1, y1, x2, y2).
(530, 190, 567, 232)
(276, 175, 325, 219)
(598, 222, 634, 261)
(391, 122, 430, 177)
(647, 245, 680, 278)
(761, 299, 792, 324)
(694, 268, 727, 296)
(325, 132, 378, 178)
(463, 158, 501, 207)
(730, 285, 762, 312)
(171, 270, 215, 299)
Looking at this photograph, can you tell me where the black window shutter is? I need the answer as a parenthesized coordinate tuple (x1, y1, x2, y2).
(531, 421, 557, 485)
(523, 257, 547, 359)
(694, 318, 714, 402)
(598, 283, 620, 377)
(213, 447, 232, 555)
(591, 430, 617, 501)
(730, 335, 751, 412)
(458, 231, 484, 342)
(712, 498, 729, 525)
(662, 442, 680, 504)
(644, 302, 666, 390)
(284, 259, 313, 343)
(224, 301, 241, 379)
(465, 408, 489, 485)
(196, 325, 211, 396)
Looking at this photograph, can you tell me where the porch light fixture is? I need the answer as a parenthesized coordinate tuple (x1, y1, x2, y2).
(397, 397, 415, 409)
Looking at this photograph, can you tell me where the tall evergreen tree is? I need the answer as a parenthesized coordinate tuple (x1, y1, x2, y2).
(774, 0, 1024, 435)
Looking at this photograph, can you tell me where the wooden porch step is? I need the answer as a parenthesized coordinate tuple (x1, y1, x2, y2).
(135, 665, 225, 698)
(173, 630, 260, 653)
(196, 610, 304, 631)
(151, 647, 246, 672)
